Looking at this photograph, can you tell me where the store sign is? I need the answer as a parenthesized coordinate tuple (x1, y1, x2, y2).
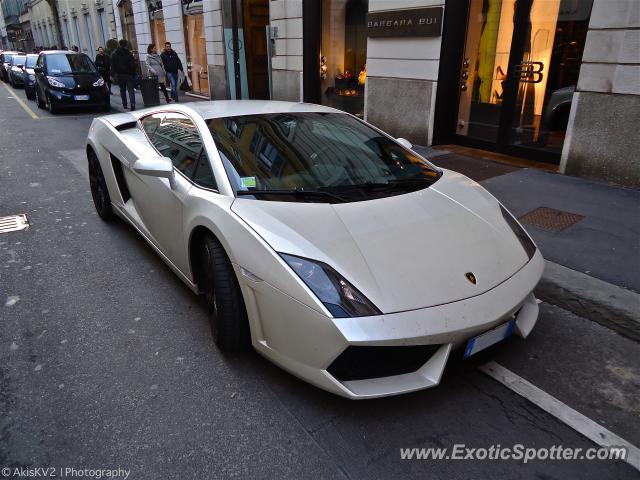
(367, 7, 443, 38)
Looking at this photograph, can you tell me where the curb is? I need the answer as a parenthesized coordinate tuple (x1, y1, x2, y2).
(536, 261, 640, 342)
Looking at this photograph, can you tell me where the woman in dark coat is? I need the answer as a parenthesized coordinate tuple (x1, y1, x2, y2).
(95, 47, 112, 94)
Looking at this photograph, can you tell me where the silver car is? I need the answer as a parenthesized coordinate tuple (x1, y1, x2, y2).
(86, 101, 543, 399)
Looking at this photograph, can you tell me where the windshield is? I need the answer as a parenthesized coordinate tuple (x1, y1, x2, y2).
(46, 54, 97, 74)
(207, 112, 441, 203)
(25, 56, 37, 68)
(11, 55, 25, 66)
(3, 54, 15, 63)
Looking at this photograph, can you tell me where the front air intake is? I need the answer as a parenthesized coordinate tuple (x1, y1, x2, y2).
(327, 345, 440, 381)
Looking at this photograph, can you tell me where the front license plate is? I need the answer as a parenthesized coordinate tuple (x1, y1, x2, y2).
(464, 319, 515, 359)
(74, 95, 90, 101)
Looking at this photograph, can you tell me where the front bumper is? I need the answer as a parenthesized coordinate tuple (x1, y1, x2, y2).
(239, 249, 545, 399)
(49, 88, 109, 107)
(11, 73, 25, 85)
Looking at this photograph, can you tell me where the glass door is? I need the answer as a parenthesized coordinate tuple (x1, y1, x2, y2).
(507, 0, 592, 153)
(454, 0, 592, 160)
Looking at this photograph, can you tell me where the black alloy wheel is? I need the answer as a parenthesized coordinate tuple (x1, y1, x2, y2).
(88, 151, 114, 221)
(200, 234, 250, 352)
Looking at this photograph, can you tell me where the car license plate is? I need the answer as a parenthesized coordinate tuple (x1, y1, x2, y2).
(463, 319, 515, 359)
(74, 95, 90, 101)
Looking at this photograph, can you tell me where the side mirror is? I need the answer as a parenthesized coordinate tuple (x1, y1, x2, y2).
(396, 137, 413, 149)
(33, 66, 42, 74)
(132, 156, 176, 189)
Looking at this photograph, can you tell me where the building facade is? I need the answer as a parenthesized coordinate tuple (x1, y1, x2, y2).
(26, 0, 117, 54)
(2, 0, 34, 51)
(111, 0, 638, 187)
(0, 3, 9, 49)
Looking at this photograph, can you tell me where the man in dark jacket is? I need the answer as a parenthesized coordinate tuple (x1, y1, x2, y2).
(160, 41, 183, 102)
(111, 39, 136, 110)
(95, 47, 111, 94)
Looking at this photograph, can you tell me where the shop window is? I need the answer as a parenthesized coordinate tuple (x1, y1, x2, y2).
(183, 7, 209, 97)
(320, 0, 368, 117)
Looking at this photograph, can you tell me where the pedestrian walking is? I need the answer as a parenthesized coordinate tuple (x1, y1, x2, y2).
(146, 44, 171, 104)
(95, 47, 112, 94)
(111, 39, 136, 111)
(160, 41, 183, 102)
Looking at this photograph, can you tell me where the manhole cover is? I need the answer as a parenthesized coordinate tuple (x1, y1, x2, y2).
(518, 207, 584, 232)
(0, 214, 29, 234)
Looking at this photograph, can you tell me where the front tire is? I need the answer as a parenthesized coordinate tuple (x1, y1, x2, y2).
(35, 87, 45, 108)
(200, 235, 250, 352)
(47, 94, 58, 114)
(88, 150, 114, 221)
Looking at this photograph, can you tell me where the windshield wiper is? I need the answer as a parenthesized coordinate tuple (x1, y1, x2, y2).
(236, 187, 348, 203)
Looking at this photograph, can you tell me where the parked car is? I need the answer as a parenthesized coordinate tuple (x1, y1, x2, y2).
(22, 54, 39, 99)
(86, 101, 544, 399)
(8, 54, 27, 87)
(34, 50, 110, 114)
(0, 51, 20, 82)
(543, 85, 575, 131)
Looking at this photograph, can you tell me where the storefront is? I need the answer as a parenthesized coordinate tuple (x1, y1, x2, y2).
(147, 0, 166, 47)
(222, 0, 270, 100)
(182, 0, 208, 97)
(434, 0, 593, 164)
(117, 0, 138, 51)
(303, 0, 368, 117)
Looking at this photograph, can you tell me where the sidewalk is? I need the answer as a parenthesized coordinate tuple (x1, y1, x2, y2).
(415, 145, 640, 341)
(108, 86, 209, 112)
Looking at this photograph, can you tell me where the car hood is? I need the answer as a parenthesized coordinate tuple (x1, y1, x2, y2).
(231, 170, 530, 314)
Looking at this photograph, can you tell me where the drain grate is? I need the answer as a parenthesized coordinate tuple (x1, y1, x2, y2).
(0, 214, 30, 234)
(518, 207, 584, 232)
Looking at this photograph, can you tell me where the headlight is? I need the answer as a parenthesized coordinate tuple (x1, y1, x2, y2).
(46, 76, 65, 88)
(500, 204, 536, 259)
(281, 253, 382, 318)
(93, 77, 105, 87)
(28, 74, 35, 81)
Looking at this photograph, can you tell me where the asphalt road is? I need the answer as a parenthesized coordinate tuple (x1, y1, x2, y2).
(1, 83, 639, 479)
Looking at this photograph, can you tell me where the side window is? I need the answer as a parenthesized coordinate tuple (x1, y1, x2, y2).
(141, 112, 164, 138)
(150, 113, 202, 178)
(192, 153, 218, 190)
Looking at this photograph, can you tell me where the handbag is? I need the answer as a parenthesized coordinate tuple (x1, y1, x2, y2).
(180, 74, 191, 92)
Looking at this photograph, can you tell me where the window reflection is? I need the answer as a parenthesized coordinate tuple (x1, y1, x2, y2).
(151, 113, 202, 177)
(207, 112, 440, 193)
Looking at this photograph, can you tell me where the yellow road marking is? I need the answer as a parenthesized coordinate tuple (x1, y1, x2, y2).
(2, 81, 39, 119)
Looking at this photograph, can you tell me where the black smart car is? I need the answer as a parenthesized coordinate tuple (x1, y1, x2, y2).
(0, 51, 20, 82)
(34, 51, 110, 114)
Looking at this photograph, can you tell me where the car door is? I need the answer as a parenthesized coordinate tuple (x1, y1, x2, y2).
(35, 54, 45, 95)
(128, 111, 203, 272)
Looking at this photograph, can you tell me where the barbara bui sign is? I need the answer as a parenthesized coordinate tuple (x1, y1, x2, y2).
(367, 7, 443, 38)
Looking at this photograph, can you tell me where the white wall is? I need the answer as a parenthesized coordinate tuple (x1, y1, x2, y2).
(203, 0, 224, 67)
(270, 0, 303, 72)
(576, 0, 640, 95)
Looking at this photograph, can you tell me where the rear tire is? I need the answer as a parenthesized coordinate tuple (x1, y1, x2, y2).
(199, 234, 250, 352)
(88, 150, 114, 221)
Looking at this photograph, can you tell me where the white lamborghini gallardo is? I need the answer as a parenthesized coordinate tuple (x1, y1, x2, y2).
(86, 101, 544, 399)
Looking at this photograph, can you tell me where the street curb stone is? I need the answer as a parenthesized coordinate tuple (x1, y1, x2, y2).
(535, 261, 640, 342)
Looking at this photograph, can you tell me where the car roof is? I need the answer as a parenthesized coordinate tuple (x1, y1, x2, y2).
(41, 50, 77, 55)
(188, 100, 343, 120)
